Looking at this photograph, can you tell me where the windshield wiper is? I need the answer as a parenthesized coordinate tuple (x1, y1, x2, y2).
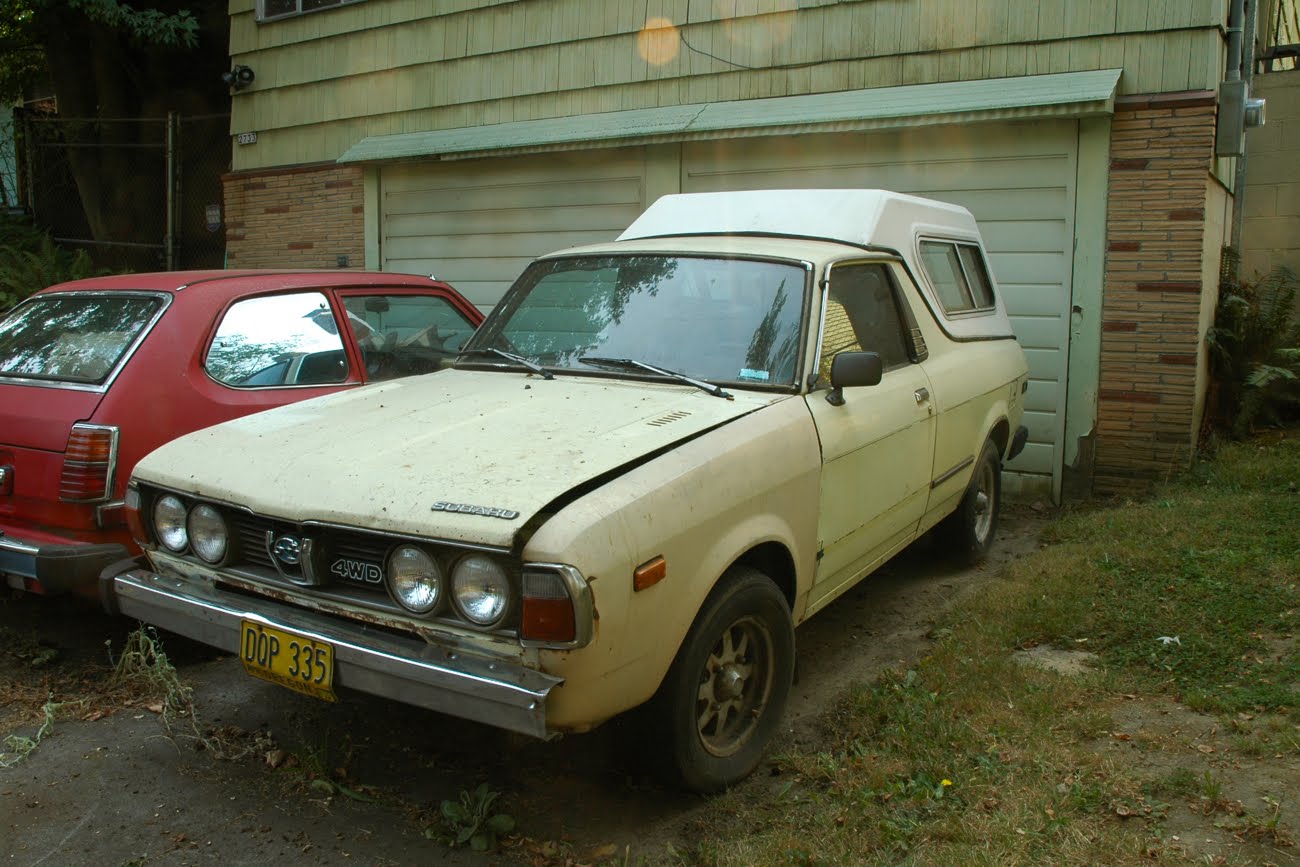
(457, 347, 553, 380)
(579, 356, 733, 400)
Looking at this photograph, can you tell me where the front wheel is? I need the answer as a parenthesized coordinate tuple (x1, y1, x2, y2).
(937, 438, 1002, 565)
(651, 567, 794, 793)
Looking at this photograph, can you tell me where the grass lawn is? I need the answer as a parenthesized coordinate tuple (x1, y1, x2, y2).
(687, 432, 1298, 866)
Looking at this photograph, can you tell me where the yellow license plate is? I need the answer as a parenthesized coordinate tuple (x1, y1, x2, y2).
(240, 620, 336, 702)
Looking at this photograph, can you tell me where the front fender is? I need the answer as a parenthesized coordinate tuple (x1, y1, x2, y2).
(523, 396, 821, 731)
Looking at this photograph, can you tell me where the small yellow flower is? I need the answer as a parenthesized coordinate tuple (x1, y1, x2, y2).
(941, 779, 953, 787)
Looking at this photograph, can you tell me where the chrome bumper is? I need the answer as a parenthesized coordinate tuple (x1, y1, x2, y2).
(107, 569, 562, 739)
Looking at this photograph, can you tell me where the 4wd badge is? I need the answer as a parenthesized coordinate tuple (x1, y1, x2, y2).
(331, 558, 382, 584)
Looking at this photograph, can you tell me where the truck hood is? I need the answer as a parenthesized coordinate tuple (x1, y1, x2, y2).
(134, 369, 785, 547)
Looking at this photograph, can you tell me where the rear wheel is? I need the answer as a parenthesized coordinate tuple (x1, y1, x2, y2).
(651, 567, 794, 793)
(937, 439, 1002, 565)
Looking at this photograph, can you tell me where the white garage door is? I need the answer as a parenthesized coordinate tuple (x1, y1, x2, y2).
(379, 149, 648, 312)
(681, 120, 1078, 492)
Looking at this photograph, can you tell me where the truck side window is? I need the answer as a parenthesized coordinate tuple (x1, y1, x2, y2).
(818, 263, 911, 383)
(919, 240, 996, 313)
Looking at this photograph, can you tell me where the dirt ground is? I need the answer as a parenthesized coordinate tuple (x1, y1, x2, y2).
(2, 505, 1284, 866)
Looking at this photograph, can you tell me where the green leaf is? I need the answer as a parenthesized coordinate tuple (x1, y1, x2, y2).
(486, 813, 516, 834)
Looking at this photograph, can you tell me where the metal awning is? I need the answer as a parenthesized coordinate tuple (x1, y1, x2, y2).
(338, 69, 1122, 164)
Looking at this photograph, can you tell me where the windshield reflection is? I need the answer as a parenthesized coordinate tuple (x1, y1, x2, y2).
(466, 255, 806, 388)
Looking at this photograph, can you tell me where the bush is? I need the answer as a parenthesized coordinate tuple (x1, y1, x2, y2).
(1206, 249, 1300, 439)
(0, 216, 108, 313)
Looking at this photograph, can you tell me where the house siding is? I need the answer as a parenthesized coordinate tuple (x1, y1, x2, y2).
(224, 0, 1225, 171)
(1241, 69, 1300, 281)
(1093, 92, 1224, 494)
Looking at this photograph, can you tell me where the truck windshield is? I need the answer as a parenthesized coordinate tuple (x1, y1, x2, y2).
(465, 255, 807, 388)
(0, 293, 165, 385)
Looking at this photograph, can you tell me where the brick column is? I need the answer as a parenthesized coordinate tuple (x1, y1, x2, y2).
(222, 164, 365, 269)
(1093, 92, 1219, 495)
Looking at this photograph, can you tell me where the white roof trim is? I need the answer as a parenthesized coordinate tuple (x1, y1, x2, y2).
(338, 69, 1122, 165)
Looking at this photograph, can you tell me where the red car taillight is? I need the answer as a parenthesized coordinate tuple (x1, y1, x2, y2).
(59, 423, 119, 502)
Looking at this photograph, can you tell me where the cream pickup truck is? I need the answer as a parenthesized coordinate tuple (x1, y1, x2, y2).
(104, 190, 1029, 792)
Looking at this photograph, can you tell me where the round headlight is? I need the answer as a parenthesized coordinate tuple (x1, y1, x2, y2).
(154, 495, 188, 552)
(187, 504, 228, 564)
(451, 555, 511, 627)
(387, 546, 443, 614)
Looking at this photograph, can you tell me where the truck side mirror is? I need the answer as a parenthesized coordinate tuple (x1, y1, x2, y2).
(826, 351, 883, 406)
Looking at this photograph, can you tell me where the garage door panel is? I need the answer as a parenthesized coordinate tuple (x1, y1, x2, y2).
(380, 149, 648, 311)
(1009, 316, 1068, 352)
(684, 158, 1072, 196)
(385, 203, 645, 237)
(1021, 347, 1067, 384)
(977, 220, 1072, 253)
(383, 152, 647, 192)
(1023, 381, 1062, 415)
(986, 252, 1069, 285)
(999, 284, 1068, 317)
(387, 230, 624, 260)
(928, 188, 1073, 221)
(384, 179, 644, 215)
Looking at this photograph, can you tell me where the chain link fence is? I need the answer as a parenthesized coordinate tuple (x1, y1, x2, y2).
(13, 109, 230, 273)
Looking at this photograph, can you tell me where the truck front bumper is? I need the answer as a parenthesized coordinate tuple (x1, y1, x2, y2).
(104, 568, 563, 739)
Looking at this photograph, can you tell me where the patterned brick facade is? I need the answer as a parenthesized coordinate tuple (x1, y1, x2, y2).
(223, 164, 364, 269)
(1093, 93, 1221, 495)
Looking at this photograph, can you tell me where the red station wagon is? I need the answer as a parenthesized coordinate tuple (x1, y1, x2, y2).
(0, 270, 483, 599)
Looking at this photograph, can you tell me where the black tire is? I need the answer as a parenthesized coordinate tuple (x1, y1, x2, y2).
(650, 566, 794, 793)
(937, 439, 1002, 565)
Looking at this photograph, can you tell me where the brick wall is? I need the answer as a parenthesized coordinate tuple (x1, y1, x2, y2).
(1093, 92, 1223, 495)
(223, 164, 364, 269)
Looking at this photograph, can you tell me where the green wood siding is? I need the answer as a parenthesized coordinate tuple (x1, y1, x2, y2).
(228, 0, 1226, 170)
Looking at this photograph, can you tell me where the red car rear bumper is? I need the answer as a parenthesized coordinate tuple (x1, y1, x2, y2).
(0, 526, 134, 596)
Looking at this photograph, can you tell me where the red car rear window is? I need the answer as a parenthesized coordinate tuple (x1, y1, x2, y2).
(0, 293, 165, 385)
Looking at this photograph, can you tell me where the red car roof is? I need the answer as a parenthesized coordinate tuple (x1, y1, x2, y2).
(35, 269, 456, 301)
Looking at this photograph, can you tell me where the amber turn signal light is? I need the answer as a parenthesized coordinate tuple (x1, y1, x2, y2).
(633, 555, 666, 592)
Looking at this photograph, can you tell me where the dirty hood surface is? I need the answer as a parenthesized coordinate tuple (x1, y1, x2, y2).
(135, 368, 783, 547)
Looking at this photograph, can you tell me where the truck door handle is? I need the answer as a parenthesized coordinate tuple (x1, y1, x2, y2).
(915, 387, 930, 404)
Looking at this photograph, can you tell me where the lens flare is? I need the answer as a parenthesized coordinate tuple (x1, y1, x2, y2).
(638, 17, 680, 66)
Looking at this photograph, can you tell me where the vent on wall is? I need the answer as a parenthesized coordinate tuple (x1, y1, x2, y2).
(647, 411, 692, 427)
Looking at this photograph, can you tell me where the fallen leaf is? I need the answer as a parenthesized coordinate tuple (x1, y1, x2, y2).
(1111, 732, 1133, 741)
(83, 710, 106, 722)
(145, 702, 164, 714)
(591, 844, 619, 859)
(264, 750, 288, 769)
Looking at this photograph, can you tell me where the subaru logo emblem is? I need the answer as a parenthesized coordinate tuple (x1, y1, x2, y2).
(272, 534, 302, 565)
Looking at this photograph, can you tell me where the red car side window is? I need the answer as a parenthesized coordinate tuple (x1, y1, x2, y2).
(206, 292, 350, 388)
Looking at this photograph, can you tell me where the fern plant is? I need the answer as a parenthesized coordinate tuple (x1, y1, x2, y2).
(1206, 249, 1300, 438)
(0, 222, 108, 313)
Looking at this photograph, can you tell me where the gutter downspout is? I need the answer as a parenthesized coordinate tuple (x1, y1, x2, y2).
(1231, 0, 1258, 252)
